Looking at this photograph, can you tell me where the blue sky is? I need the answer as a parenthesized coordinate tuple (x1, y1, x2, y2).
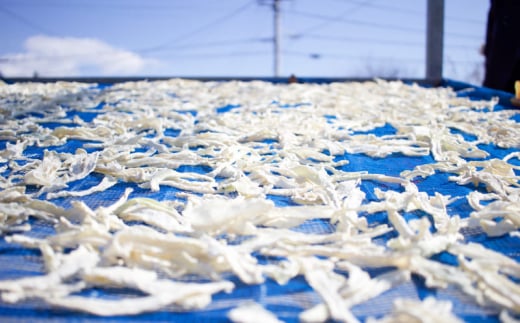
(0, 0, 488, 84)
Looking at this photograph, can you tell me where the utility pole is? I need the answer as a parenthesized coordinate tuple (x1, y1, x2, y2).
(273, 0, 280, 77)
(426, 0, 444, 85)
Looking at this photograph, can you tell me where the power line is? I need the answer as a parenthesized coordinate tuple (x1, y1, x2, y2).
(291, 0, 376, 38)
(2, 50, 479, 64)
(445, 16, 486, 26)
(0, 35, 272, 63)
(325, 0, 485, 25)
(291, 34, 424, 47)
(283, 49, 482, 65)
(0, 51, 271, 63)
(0, 1, 192, 11)
(294, 33, 481, 50)
(287, 9, 423, 34)
(164, 51, 271, 59)
(142, 37, 271, 54)
(0, 52, 127, 63)
(138, 1, 254, 54)
(0, 5, 55, 34)
(285, 9, 483, 40)
(282, 49, 424, 62)
(326, 0, 424, 16)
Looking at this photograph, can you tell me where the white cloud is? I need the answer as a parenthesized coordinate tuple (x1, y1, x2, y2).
(0, 35, 158, 77)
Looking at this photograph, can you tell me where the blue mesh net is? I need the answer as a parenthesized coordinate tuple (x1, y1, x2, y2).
(0, 79, 519, 322)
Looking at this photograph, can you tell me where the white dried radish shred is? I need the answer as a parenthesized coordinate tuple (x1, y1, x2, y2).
(228, 302, 283, 323)
(366, 297, 463, 323)
(0, 79, 519, 321)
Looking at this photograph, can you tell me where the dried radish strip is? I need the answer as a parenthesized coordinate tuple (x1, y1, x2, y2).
(228, 302, 283, 323)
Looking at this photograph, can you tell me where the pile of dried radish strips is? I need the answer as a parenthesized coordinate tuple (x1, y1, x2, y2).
(0, 79, 519, 322)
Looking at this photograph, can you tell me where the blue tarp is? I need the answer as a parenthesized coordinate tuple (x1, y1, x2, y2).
(0, 79, 519, 322)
